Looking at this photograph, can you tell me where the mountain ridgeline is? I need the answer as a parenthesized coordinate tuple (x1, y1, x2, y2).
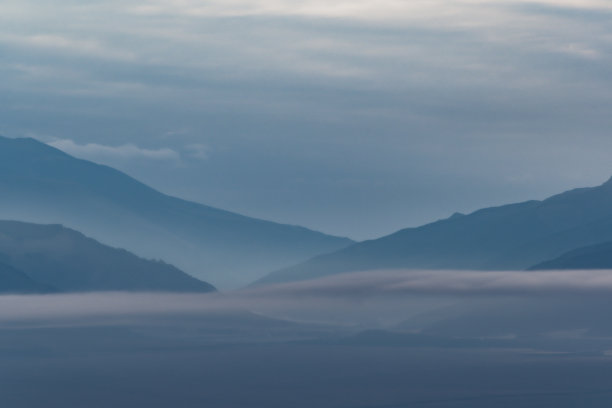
(0, 261, 56, 294)
(257, 176, 612, 285)
(530, 241, 612, 270)
(0, 136, 352, 288)
(0, 220, 215, 293)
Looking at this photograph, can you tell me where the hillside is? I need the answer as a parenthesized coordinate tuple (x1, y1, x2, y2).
(0, 136, 352, 288)
(0, 220, 215, 293)
(0, 261, 56, 294)
(530, 241, 612, 270)
(256, 176, 612, 285)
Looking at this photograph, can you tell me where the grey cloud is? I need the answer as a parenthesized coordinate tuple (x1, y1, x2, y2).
(0, 293, 224, 323)
(3, 1, 612, 239)
(3, 269, 612, 324)
(508, 2, 612, 22)
(48, 139, 181, 162)
(240, 269, 612, 299)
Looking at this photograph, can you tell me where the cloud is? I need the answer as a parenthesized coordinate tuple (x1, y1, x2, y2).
(126, 0, 612, 21)
(48, 139, 181, 162)
(2, 269, 612, 323)
(0, 293, 220, 323)
(0, 33, 136, 62)
(242, 269, 612, 298)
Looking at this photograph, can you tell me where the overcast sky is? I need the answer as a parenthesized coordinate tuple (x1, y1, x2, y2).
(2, 0, 612, 239)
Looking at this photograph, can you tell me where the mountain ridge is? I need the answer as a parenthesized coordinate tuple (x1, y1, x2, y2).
(0, 135, 353, 288)
(0, 260, 57, 294)
(0, 220, 215, 293)
(530, 240, 612, 270)
(255, 175, 612, 285)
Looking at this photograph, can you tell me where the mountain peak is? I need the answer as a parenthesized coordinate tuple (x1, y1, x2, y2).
(602, 175, 612, 187)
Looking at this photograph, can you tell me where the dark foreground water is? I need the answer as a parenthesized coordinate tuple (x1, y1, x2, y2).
(3, 290, 612, 407)
(2, 322, 612, 408)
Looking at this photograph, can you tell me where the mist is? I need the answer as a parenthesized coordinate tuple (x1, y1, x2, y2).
(5, 268, 612, 334)
(4, 269, 612, 407)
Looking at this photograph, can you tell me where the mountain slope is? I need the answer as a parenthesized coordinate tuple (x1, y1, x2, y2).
(256, 176, 612, 285)
(0, 136, 352, 288)
(0, 220, 215, 293)
(530, 241, 612, 270)
(0, 261, 56, 294)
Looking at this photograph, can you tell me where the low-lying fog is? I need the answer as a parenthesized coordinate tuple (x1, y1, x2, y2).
(4, 269, 612, 407)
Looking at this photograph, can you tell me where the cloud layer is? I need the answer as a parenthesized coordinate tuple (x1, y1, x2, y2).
(2, 0, 612, 238)
(3, 269, 612, 325)
(243, 269, 612, 298)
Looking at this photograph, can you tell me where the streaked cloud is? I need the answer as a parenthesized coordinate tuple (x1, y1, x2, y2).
(242, 269, 612, 298)
(0, 33, 137, 62)
(2, 269, 612, 324)
(125, 0, 612, 21)
(48, 139, 180, 162)
(2, 0, 612, 238)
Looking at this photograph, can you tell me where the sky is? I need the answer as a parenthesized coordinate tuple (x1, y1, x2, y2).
(2, 0, 612, 240)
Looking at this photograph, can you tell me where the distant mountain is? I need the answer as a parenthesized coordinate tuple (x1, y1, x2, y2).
(0, 136, 352, 288)
(530, 241, 612, 270)
(256, 176, 612, 285)
(0, 261, 56, 294)
(0, 220, 215, 293)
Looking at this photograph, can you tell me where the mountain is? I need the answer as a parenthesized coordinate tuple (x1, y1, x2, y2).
(0, 136, 352, 288)
(256, 176, 612, 285)
(530, 241, 612, 270)
(0, 261, 56, 294)
(0, 220, 215, 292)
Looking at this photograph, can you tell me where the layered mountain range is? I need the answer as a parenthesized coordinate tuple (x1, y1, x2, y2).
(257, 176, 612, 285)
(4, 134, 612, 292)
(0, 136, 352, 289)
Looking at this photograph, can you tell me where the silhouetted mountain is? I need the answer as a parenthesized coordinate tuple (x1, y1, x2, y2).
(256, 176, 612, 285)
(530, 241, 612, 270)
(0, 136, 352, 288)
(0, 220, 215, 292)
(0, 261, 56, 294)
